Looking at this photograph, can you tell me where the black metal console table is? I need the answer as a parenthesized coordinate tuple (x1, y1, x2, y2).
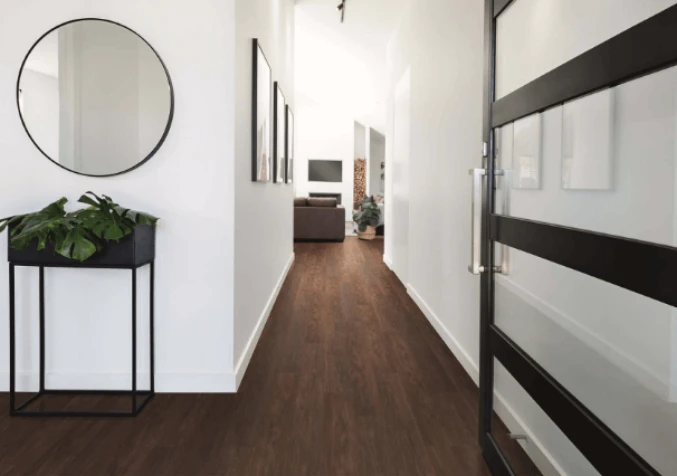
(8, 227, 155, 417)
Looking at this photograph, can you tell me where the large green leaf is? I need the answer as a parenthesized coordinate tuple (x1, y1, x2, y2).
(114, 206, 159, 227)
(56, 228, 98, 261)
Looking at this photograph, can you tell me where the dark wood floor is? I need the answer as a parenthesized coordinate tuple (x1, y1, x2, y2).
(0, 238, 538, 475)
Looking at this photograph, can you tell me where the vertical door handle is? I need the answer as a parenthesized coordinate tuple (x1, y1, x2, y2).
(468, 168, 486, 275)
(496, 170, 510, 275)
(468, 168, 510, 275)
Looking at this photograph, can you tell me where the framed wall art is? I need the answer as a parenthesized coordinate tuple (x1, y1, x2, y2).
(252, 39, 272, 182)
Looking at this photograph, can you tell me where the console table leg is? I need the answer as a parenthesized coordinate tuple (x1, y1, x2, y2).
(39, 267, 45, 392)
(9, 264, 15, 414)
(132, 268, 137, 413)
(150, 262, 155, 394)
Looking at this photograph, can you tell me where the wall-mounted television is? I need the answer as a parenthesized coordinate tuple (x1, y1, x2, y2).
(308, 160, 342, 182)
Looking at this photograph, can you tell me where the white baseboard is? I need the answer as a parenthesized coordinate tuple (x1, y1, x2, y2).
(1, 371, 233, 393)
(406, 285, 478, 385)
(1, 253, 296, 395)
(231, 252, 295, 391)
(383, 254, 393, 270)
(406, 284, 565, 476)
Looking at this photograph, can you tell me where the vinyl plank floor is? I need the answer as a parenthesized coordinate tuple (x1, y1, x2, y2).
(0, 238, 539, 475)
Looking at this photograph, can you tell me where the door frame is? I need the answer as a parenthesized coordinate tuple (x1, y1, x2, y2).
(479, 1, 677, 474)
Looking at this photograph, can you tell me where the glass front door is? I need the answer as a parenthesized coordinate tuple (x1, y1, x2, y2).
(477, 1, 677, 475)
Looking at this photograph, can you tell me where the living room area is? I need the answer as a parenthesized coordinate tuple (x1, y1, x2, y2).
(291, 1, 387, 244)
(293, 122, 385, 243)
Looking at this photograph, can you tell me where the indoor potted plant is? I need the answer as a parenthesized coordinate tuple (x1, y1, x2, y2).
(353, 200, 381, 241)
(0, 192, 158, 266)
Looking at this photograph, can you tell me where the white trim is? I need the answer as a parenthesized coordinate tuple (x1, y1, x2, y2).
(407, 285, 478, 384)
(407, 283, 565, 476)
(232, 252, 295, 390)
(496, 276, 669, 399)
(383, 254, 393, 270)
(0, 254, 297, 395)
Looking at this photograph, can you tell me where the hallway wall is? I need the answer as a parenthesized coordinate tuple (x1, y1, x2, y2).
(0, 0, 236, 392)
(385, 0, 483, 396)
(369, 129, 385, 195)
(386, 1, 677, 475)
(234, 0, 295, 388)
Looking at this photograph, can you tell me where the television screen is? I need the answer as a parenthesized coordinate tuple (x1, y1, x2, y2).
(308, 160, 342, 182)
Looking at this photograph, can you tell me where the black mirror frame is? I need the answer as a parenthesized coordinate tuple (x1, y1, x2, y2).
(16, 18, 175, 178)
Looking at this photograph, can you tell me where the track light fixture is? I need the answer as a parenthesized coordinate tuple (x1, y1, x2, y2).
(337, 0, 346, 22)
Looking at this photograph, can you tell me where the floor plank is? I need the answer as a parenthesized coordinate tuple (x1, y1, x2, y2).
(0, 238, 538, 475)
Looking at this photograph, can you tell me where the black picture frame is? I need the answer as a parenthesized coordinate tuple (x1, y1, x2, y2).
(286, 106, 294, 184)
(273, 82, 286, 184)
(252, 39, 273, 182)
(16, 18, 175, 178)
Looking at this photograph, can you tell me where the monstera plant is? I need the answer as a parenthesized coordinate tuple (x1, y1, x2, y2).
(0, 192, 158, 262)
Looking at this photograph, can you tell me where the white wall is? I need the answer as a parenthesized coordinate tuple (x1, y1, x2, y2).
(369, 128, 385, 195)
(294, 3, 389, 131)
(387, 0, 677, 475)
(386, 0, 483, 386)
(354, 121, 366, 159)
(1, 0, 236, 392)
(233, 0, 295, 386)
(390, 70, 410, 284)
(295, 92, 354, 219)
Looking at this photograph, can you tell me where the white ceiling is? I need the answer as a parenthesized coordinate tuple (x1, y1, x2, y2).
(295, 0, 407, 131)
(296, 0, 406, 60)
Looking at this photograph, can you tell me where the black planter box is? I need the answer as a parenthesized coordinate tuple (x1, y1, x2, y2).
(7, 225, 155, 267)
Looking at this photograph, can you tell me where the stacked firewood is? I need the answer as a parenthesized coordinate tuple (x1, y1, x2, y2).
(353, 158, 366, 208)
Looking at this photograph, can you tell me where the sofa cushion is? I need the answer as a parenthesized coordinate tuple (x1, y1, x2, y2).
(307, 197, 337, 208)
(294, 197, 308, 207)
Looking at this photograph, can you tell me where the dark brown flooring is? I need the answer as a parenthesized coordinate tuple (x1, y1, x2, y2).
(0, 238, 538, 475)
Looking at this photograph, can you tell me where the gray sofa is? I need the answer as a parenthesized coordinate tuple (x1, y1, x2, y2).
(294, 197, 345, 242)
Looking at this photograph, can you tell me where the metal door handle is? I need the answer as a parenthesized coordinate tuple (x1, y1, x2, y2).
(468, 168, 510, 275)
(496, 169, 510, 275)
(468, 168, 486, 275)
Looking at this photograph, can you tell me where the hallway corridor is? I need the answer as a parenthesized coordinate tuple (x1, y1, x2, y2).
(0, 239, 535, 475)
(243, 238, 492, 475)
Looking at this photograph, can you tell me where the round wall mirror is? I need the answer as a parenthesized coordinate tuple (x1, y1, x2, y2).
(17, 19, 174, 177)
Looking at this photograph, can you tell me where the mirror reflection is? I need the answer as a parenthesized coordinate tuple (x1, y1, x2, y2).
(18, 19, 173, 176)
